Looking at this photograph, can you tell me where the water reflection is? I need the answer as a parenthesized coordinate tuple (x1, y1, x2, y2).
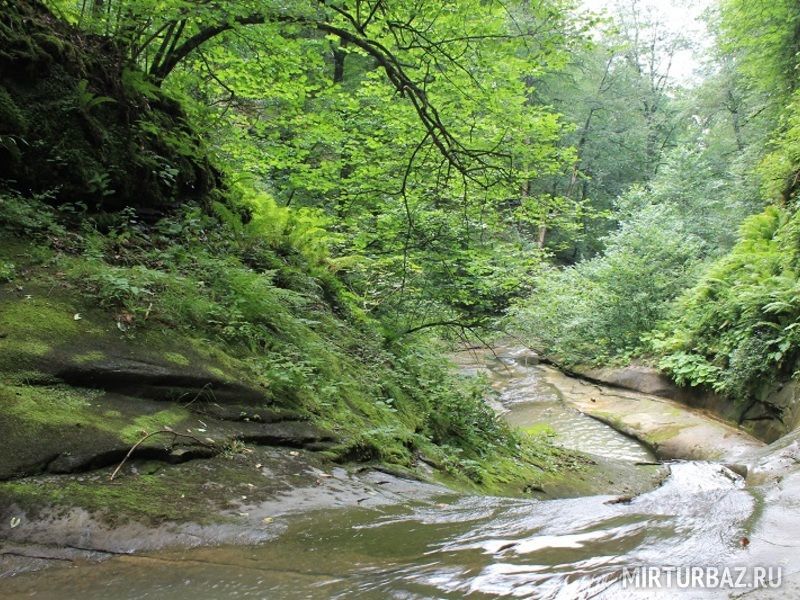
(4, 464, 754, 600)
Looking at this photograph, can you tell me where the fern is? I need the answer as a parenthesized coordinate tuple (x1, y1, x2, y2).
(74, 79, 116, 113)
(222, 182, 332, 263)
(658, 206, 800, 404)
(121, 69, 161, 101)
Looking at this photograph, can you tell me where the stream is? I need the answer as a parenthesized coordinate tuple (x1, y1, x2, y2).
(474, 347, 654, 463)
(3, 348, 792, 599)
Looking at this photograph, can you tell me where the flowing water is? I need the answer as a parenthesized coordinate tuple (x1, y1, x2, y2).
(481, 348, 654, 464)
(4, 349, 771, 599)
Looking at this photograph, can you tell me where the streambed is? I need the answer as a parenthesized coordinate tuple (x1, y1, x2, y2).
(4, 348, 797, 599)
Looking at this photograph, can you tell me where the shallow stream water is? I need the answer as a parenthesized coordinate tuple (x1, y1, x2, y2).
(4, 349, 771, 599)
(483, 348, 654, 463)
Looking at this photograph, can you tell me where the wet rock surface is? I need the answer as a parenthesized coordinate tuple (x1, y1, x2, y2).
(55, 357, 271, 404)
(0, 382, 334, 481)
(0, 446, 449, 578)
(454, 345, 765, 463)
(539, 364, 765, 462)
(0, 461, 768, 600)
(567, 363, 800, 444)
(570, 364, 683, 398)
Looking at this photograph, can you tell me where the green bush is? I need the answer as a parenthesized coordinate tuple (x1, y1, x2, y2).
(0, 260, 14, 282)
(0, 189, 65, 236)
(511, 203, 705, 365)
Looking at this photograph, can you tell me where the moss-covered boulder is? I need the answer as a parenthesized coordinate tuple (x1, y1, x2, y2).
(0, 0, 216, 212)
(0, 277, 336, 480)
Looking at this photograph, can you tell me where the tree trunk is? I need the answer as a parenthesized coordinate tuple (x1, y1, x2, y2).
(333, 41, 347, 83)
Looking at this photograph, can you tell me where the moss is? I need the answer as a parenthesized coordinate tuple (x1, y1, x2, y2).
(0, 384, 188, 450)
(414, 431, 577, 496)
(0, 383, 104, 429)
(119, 408, 189, 443)
(591, 410, 628, 432)
(2, 369, 59, 386)
(0, 383, 124, 479)
(0, 448, 291, 525)
(164, 351, 190, 366)
(0, 84, 27, 133)
(31, 32, 67, 59)
(72, 350, 106, 364)
(0, 294, 84, 372)
(207, 366, 231, 381)
(741, 486, 766, 538)
(648, 424, 685, 444)
(5, 338, 50, 360)
(0, 294, 84, 342)
(0, 476, 196, 525)
(523, 423, 557, 437)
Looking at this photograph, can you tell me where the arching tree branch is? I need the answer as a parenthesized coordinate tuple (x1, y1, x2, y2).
(144, 2, 521, 182)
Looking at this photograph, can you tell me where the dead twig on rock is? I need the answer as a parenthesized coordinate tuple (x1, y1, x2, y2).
(109, 428, 216, 481)
(181, 382, 215, 408)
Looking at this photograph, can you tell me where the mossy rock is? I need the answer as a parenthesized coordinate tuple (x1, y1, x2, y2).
(0, 0, 217, 212)
(0, 383, 190, 479)
(0, 278, 271, 399)
(0, 262, 342, 481)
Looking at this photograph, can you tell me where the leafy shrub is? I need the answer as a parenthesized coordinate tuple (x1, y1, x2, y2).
(0, 260, 14, 282)
(657, 352, 721, 387)
(511, 203, 705, 364)
(758, 91, 800, 202)
(0, 189, 66, 237)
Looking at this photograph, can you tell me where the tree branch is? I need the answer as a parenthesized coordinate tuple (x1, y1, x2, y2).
(148, 10, 496, 181)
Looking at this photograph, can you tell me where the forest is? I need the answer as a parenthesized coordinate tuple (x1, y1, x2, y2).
(2, 0, 800, 596)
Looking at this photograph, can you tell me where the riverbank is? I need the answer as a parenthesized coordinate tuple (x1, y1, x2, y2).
(6, 352, 800, 598)
(0, 343, 668, 579)
(0, 447, 451, 577)
(0, 460, 761, 600)
(539, 365, 764, 463)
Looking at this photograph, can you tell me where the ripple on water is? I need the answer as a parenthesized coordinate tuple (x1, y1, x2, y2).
(3, 463, 754, 600)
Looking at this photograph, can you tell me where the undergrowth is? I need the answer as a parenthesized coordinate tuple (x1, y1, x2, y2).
(0, 188, 560, 490)
(654, 206, 800, 410)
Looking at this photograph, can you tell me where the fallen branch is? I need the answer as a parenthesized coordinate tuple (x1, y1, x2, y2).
(109, 428, 216, 481)
(181, 381, 216, 408)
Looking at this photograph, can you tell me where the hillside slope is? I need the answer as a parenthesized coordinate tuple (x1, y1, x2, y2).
(0, 0, 590, 533)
